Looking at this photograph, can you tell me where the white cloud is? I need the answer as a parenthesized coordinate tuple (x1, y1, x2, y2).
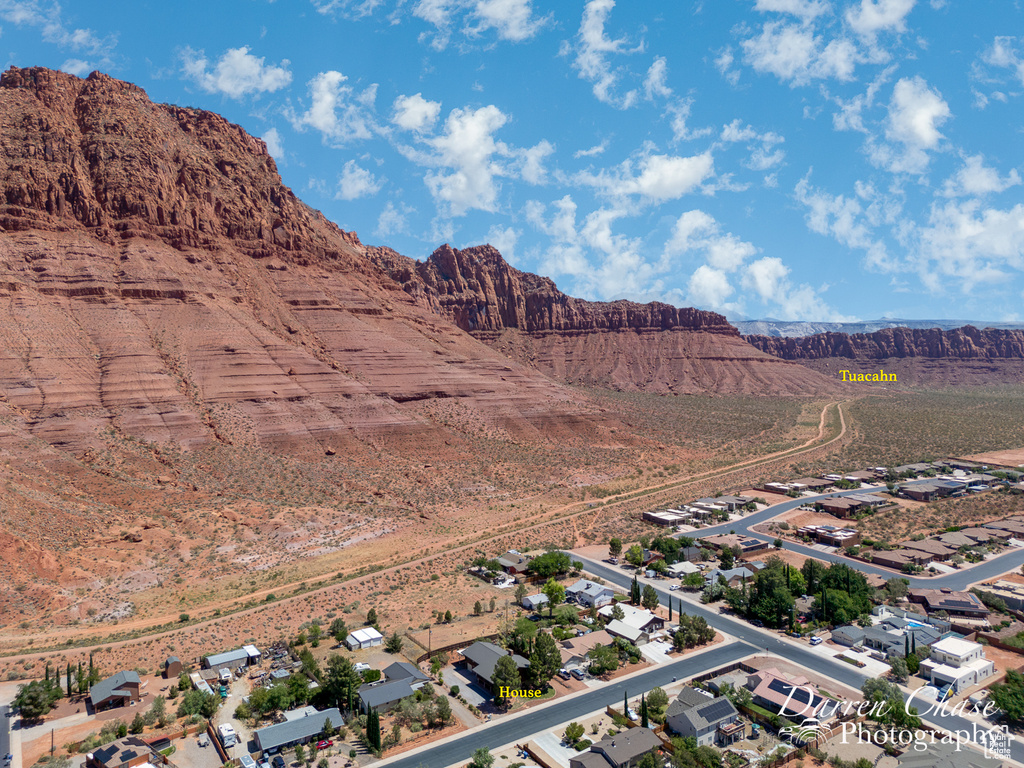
(392, 93, 442, 133)
(571, 0, 643, 109)
(940, 154, 1021, 198)
(375, 200, 411, 238)
(469, 0, 551, 41)
(715, 47, 741, 86)
(181, 46, 292, 99)
(336, 160, 383, 200)
(574, 140, 609, 158)
(262, 127, 284, 159)
(871, 75, 949, 173)
(665, 209, 758, 271)
(422, 105, 510, 216)
(754, 0, 829, 21)
(288, 71, 378, 146)
(643, 56, 671, 100)
(687, 265, 735, 310)
(741, 22, 860, 86)
(485, 224, 519, 263)
(846, 0, 916, 39)
(516, 140, 554, 184)
(1, 1, 115, 58)
(795, 173, 892, 270)
(60, 58, 90, 76)
(581, 152, 715, 203)
(312, 0, 384, 18)
(979, 36, 1024, 88)
(741, 257, 851, 320)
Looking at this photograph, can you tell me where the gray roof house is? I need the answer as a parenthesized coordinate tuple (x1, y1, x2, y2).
(667, 692, 742, 747)
(254, 707, 343, 753)
(359, 680, 416, 713)
(566, 579, 615, 608)
(461, 641, 529, 691)
(830, 626, 866, 648)
(202, 644, 262, 669)
(569, 727, 662, 768)
(89, 671, 142, 711)
(383, 662, 430, 684)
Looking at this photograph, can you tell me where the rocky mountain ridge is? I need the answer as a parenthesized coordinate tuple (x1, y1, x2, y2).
(745, 326, 1024, 360)
(370, 243, 835, 395)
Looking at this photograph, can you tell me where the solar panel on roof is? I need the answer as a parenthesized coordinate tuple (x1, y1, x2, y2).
(698, 698, 735, 721)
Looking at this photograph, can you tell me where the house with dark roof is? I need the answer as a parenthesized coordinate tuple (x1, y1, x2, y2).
(86, 737, 164, 768)
(565, 579, 615, 608)
(746, 669, 830, 721)
(666, 689, 742, 746)
(89, 671, 142, 711)
(164, 657, 182, 679)
(359, 680, 416, 713)
(383, 662, 429, 685)
(568, 727, 662, 768)
(460, 641, 529, 691)
(899, 539, 957, 561)
(909, 589, 990, 619)
(497, 551, 530, 574)
(254, 707, 343, 754)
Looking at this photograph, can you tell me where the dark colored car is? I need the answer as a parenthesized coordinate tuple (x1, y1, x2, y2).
(272, 756, 285, 768)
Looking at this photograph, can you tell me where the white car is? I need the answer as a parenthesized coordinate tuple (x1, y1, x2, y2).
(809, 636, 823, 646)
(240, 756, 258, 768)
(354, 662, 371, 672)
(669, 585, 680, 591)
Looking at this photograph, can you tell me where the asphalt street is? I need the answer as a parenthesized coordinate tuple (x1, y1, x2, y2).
(377, 641, 754, 768)
(1, 705, 10, 767)
(679, 483, 1024, 589)
(577, 554, 1023, 763)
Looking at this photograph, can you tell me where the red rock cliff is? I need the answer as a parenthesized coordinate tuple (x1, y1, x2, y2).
(746, 326, 1024, 360)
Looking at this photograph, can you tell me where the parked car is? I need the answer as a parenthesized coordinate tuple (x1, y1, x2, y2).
(809, 636, 823, 646)
(558, 669, 571, 680)
(353, 663, 370, 672)
(789, 632, 801, 638)
(316, 740, 333, 750)
(239, 755, 258, 768)
(669, 585, 680, 591)
(752, 619, 764, 627)
(272, 757, 285, 768)
(571, 669, 586, 680)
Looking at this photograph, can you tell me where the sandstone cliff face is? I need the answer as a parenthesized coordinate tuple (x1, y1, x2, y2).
(0, 66, 612, 457)
(745, 326, 1024, 360)
(370, 243, 835, 395)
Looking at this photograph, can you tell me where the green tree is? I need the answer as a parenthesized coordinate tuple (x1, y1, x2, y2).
(308, 624, 322, 647)
(638, 753, 660, 768)
(609, 538, 623, 558)
(719, 547, 734, 570)
(529, 551, 572, 579)
(647, 687, 669, 712)
(330, 618, 349, 643)
(295, 745, 306, 764)
(587, 644, 619, 675)
(489, 597, 496, 613)
(990, 669, 1024, 724)
(611, 603, 625, 620)
(129, 713, 146, 734)
(385, 631, 404, 654)
(435, 695, 453, 726)
(542, 578, 566, 616)
(641, 584, 659, 611)
(889, 657, 909, 683)
(13, 681, 59, 721)
(801, 558, 825, 594)
(515, 583, 528, 605)
(491, 655, 522, 706)
(683, 571, 704, 590)
(625, 544, 644, 567)
(176, 689, 219, 719)
(325, 656, 361, 711)
(469, 748, 495, 768)
(474, 601, 483, 616)
(366, 608, 378, 626)
(564, 722, 585, 743)
(151, 694, 167, 728)
(530, 632, 562, 688)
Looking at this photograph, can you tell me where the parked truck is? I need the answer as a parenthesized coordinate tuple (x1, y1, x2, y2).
(218, 723, 237, 748)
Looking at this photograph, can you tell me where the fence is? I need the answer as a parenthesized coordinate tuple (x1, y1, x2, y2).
(977, 633, 1024, 658)
(413, 633, 500, 665)
(206, 722, 229, 765)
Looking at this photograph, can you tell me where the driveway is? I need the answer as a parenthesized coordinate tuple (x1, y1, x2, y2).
(173, 734, 225, 768)
(443, 666, 487, 708)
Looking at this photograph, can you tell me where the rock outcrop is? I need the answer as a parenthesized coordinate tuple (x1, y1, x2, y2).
(746, 326, 1024, 360)
(370, 243, 835, 395)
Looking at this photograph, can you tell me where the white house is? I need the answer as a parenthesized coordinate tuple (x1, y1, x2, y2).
(522, 593, 549, 611)
(566, 579, 615, 608)
(346, 627, 384, 650)
(919, 637, 995, 694)
(667, 561, 701, 577)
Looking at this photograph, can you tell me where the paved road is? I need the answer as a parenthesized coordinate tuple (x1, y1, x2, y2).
(680, 483, 1024, 589)
(576, 554, 1022, 763)
(1, 705, 11, 766)
(378, 641, 754, 768)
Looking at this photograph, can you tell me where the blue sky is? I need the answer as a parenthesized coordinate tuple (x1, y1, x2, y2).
(3, 1, 1023, 321)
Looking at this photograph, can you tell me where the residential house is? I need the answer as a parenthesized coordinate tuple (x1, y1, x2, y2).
(704, 565, 757, 589)
(497, 551, 530, 575)
(164, 657, 182, 679)
(346, 627, 384, 650)
(643, 510, 691, 526)
(919, 637, 995, 694)
(870, 549, 924, 570)
(89, 671, 142, 712)
(569, 728, 663, 768)
(460, 641, 529, 691)
(699, 534, 768, 555)
(714, 495, 757, 510)
(975, 580, 1024, 612)
(899, 540, 957, 562)
(603, 620, 648, 645)
(521, 593, 549, 612)
(666, 561, 701, 577)
(202, 645, 262, 670)
(359, 680, 417, 713)
(818, 497, 864, 518)
(566, 579, 615, 608)
(909, 589, 990, 620)
(86, 737, 166, 768)
(598, 604, 664, 634)
(666, 688, 742, 746)
(746, 668, 830, 721)
(253, 707, 344, 754)
(383, 662, 430, 686)
(559, 630, 614, 670)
